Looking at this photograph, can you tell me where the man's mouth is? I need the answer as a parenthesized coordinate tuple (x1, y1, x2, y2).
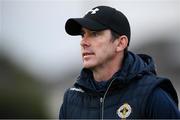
(83, 52, 95, 57)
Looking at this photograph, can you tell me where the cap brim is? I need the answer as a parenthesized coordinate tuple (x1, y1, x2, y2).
(65, 18, 107, 36)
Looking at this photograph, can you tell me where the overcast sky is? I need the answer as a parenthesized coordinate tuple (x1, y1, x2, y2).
(0, 0, 180, 82)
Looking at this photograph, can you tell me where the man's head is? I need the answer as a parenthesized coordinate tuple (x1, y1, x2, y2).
(65, 6, 130, 69)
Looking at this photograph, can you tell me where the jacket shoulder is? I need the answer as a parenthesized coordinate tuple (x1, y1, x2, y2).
(139, 75, 178, 106)
(59, 86, 85, 119)
(123, 74, 178, 118)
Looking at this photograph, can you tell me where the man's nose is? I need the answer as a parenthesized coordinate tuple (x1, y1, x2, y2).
(80, 37, 91, 48)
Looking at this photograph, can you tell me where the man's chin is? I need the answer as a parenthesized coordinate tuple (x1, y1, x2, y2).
(83, 65, 93, 69)
(83, 63, 95, 69)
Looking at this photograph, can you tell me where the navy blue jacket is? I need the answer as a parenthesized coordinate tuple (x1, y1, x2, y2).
(60, 51, 180, 119)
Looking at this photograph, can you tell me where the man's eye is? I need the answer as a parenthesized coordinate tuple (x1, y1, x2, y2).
(80, 31, 85, 37)
(91, 31, 98, 36)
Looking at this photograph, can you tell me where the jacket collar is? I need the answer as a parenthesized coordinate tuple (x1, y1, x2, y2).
(75, 51, 156, 92)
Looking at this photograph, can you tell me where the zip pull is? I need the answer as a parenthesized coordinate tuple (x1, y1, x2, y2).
(100, 97, 104, 120)
(100, 97, 103, 103)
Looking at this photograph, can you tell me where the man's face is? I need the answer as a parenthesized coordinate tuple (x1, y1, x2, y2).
(80, 28, 118, 69)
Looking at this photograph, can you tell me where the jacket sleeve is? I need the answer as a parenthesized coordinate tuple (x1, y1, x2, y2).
(59, 89, 69, 119)
(145, 88, 180, 118)
(59, 102, 65, 119)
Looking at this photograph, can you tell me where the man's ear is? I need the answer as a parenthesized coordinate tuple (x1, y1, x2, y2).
(116, 35, 128, 52)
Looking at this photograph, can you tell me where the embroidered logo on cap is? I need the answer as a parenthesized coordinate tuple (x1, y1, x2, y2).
(88, 8, 99, 14)
(117, 103, 132, 118)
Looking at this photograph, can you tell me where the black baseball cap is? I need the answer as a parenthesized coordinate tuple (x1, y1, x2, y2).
(65, 6, 131, 45)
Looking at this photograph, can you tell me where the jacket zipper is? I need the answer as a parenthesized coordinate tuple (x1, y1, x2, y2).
(100, 78, 116, 120)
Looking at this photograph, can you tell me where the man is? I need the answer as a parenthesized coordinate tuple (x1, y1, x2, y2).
(60, 6, 180, 119)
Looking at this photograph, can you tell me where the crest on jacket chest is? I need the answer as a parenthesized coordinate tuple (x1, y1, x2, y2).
(117, 103, 132, 118)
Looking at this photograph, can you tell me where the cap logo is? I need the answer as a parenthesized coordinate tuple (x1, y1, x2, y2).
(88, 8, 99, 14)
(117, 103, 132, 118)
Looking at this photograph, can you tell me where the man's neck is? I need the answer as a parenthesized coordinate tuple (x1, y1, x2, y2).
(92, 54, 124, 82)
